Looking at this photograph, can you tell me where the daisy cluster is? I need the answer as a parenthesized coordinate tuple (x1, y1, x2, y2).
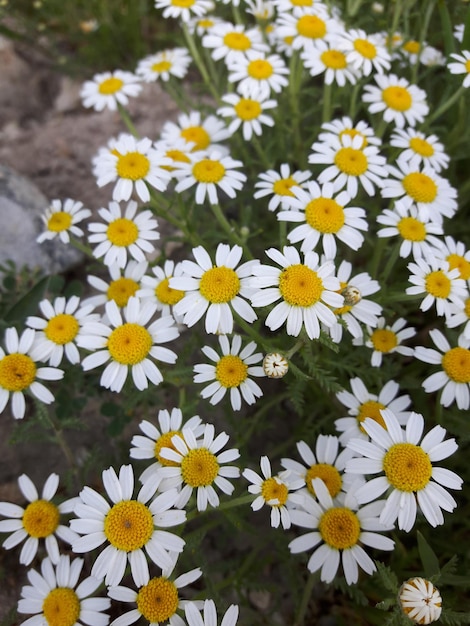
(2, 0, 470, 623)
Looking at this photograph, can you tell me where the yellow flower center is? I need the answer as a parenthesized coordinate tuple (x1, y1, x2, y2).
(234, 98, 262, 121)
(106, 218, 139, 247)
(107, 323, 152, 365)
(305, 197, 345, 234)
(370, 328, 398, 353)
(409, 136, 434, 157)
(296, 14, 326, 39)
(215, 354, 248, 388)
(223, 31, 251, 51)
(425, 270, 451, 299)
(306, 464, 342, 498)
(442, 346, 470, 383)
(397, 216, 426, 242)
(180, 126, 210, 151)
(192, 159, 226, 184)
(320, 49, 347, 69)
(357, 400, 387, 430)
(0, 353, 37, 392)
(47, 211, 72, 233)
(181, 448, 220, 487)
(155, 430, 182, 467)
(272, 176, 297, 197)
(151, 60, 172, 73)
(171, 0, 195, 6)
(447, 253, 470, 280)
(199, 266, 240, 303)
(403, 40, 420, 55)
(98, 77, 124, 95)
(353, 38, 377, 59)
(107, 278, 139, 307)
(104, 500, 154, 551)
(162, 149, 191, 171)
(155, 277, 185, 306)
(382, 86, 412, 111)
(247, 59, 273, 79)
(383, 443, 432, 492)
(45, 314, 80, 345)
(291, 0, 313, 5)
(319, 507, 361, 549)
(339, 128, 368, 148)
(465, 298, 470, 319)
(261, 477, 289, 506)
(42, 588, 80, 626)
(137, 577, 179, 623)
(22, 499, 60, 538)
(334, 147, 368, 176)
(279, 264, 324, 307)
(116, 152, 150, 181)
(402, 172, 438, 204)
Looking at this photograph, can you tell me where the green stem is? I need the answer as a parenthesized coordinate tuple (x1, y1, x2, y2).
(294, 573, 318, 626)
(289, 51, 303, 160)
(379, 240, 401, 286)
(147, 189, 202, 247)
(35, 402, 78, 479)
(424, 86, 466, 126)
(186, 493, 255, 521)
(234, 313, 271, 352)
(322, 82, 332, 123)
(117, 102, 139, 136)
(369, 236, 388, 279)
(210, 203, 253, 257)
(182, 23, 220, 103)
(69, 236, 95, 258)
(411, 0, 437, 84)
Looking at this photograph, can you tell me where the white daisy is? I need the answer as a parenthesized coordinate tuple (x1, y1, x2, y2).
(399, 39, 425, 65)
(454, 24, 464, 43)
(201, 22, 269, 64)
(94, 134, 172, 203)
(245, 0, 275, 21)
(414, 328, 470, 409)
(83, 260, 149, 310)
(274, 7, 342, 53)
(277, 181, 368, 257)
(227, 50, 289, 99)
(250, 246, 343, 340)
(420, 45, 446, 67)
(37, 198, 91, 244)
(154, 0, 213, 22)
(389, 128, 450, 172)
(185, 599, 239, 626)
(138, 259, 186, 318)
(337, 29, 391, 76)
(335, 377, 412, 445)
(17, 555, 110, 626)
(243, 456, 305, 530)
(253, 163, 312, 212)
(437, 235, 470, 282)
(158, 423, 240, 511)
(160, 111, 231, 152)
(446, 297, 470, 339)
(0, 327, 63, 420)
(362, 73, 429, 128)
(289, 478, 394, 585)
(346, 409, 463, 532)
(193, 334, 265, 411)
(79, 296, 179, 393)
(301, 40, 359, 87)
(0, 473, 77, 565)
(80, 70, 142, 112)
(136, 47, 192, 82)
(399, 577, 442, 625)
(154, 137, 197, 178)
(188, 16, 224, 37)
(88, 200, 159, 269)
(71, 464, 186, 587)
(317, 116, 382, 148)
(354, 316, 415, 367)
(169, 243, 257, 335)
(448, 50, 470, 87)
(217, 91, 277, 141)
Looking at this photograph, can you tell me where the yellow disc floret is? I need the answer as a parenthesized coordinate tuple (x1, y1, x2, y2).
(383, 443, 432, 492)
(224, 32, 251, 51)
(261, 477, 289, 506)
(180, 126, 210, 151)
(47, 212, 72, 233)
(397, 216, 426, 242)
(447, 253, 470, 280)
(357, 400, 386, 430)
(98, 77, 124, 95)
(137, 577, 179, 623)
(171, 0, 195, 7)
(116, 152, 150, 181)
(402, 172, 438, 204)
(181, 448, 219, 487)
(306, 464, 342, 498)
(107, 278, 140, 307)
(151, 60, 172, 73)
(45, 314, 80, 345)
(370, 328, 398, 353)
(334, 147, 368, 176)
(155, 277, 185, 306)
(409, 137, 434, 157)
(319, 507, 361, 549)
(247, 59, 273, 79)
(0, 353, 37, 392)
(192, 159, 226, 183)
(107, 323, 152, 365)
(22, 499, 60, 538)
(273, 176, 297, 197)
(154, 430, 182, 467)
(305, 197, 345, 234)
(216, 354, 248, 388)
(382, 86, 412, 111)
(104, 500, 154, 551)
(296, 15, 326, 39)
(442, 346, 470, 383)
(234, 98, 262, 121)
(106, 218, 139, 247)
(42, 588, 80, 626)
(339, 128, 368, 148)
(353, 38, 377, 59)
(321, 50, 347, 70)
(425, 270, 451, 299)
(199, 266, 240, 303)
(279, 264, 323, 307)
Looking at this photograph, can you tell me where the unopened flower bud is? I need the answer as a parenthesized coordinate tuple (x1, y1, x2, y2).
(341, 285, 361, 306)
(263, 353, 289, 378)
(399, 577, 442, 625)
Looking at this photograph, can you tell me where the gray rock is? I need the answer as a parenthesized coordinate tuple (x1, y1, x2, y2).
(0, 164, 84, 275)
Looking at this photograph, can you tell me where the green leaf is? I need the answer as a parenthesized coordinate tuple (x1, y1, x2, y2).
(437, 0, 456, 57)
(3, 275, 51, 323)
(462, 4, 470, 52)
(374, 560, 399, 593)
(417, 531, 440, 579)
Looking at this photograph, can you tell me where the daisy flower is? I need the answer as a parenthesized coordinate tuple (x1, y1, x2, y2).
(193, 334, 265, 411)
(185, 600, 239, 626)
(301, 40, 359, 87)
(289, 478, 394, 585)
(138, 259, 186, 319)
(154, 0, 213, 22)
(389, 128, 450, 172)
(0, 327, 63, 420)
(335, 377, 412, 445)
(253, 164, 312, 212)
(446, 297, 470, 339)
(454, 24, 464, 43)
(420, 45, 446, 67)
(37, 198, 91, 244)
(317, 116, 382, 148)
(448, 50, 470, 87)
(17, 555, 110, 626)
(26, 296, 98, 367)
(158, 423, 240, 511)
(188, 16, 224, 37)
(250, 246, 343, 340)
(243, 456, 305, 529)
(173, 149, 246, 205)
(217, 91, 277, 141)
(414, 328, 470, 409)
(108, 554, 202, 626)
(406, 257, 467, 318)
(130, 407, 204, 487)
(277, 181, 368, 257)
(0, 473, 78, 565)
(381, 160, 458, 223)
(346, 409, 463, 531)
(71, 464, 186, 587)
(274, 7, 342, 53)
(399, 578, 442, 625)
(354, 316, 415, 367)
(438, 235, 470, 282)
(160, 111, 231, 152)
(399, 39, 424, 65)
(154, 137, 197, 177)
(80, 70, 142, 112)
(169, 244, 257, 335)
(79, 296, 179, 392)
(227, 50, 289, 99)
(245, 0, 275, 21)
(83, 261, 149, 310)
(263, 352, 289, 378)
(136, 47, 192, 82)
(88, 201, 159, 269)
(376, 201, 444, 262)
(202, 22, 269, 64)
(308, 133, 387, 198)
(362, 73, 429, 128)
(337, 29, 391, 76)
